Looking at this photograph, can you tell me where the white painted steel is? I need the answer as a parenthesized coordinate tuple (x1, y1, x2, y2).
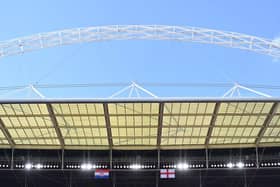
(0, 25, 279, 58)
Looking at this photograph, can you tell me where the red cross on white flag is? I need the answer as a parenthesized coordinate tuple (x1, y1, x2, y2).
(160, 169, 175, 179)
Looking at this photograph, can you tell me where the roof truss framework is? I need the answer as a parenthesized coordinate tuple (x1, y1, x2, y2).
(103, 103, 113, 147)
(0, 118, 15, 147)
(46, 103, 65, 148)
(0, 25, 279, 58)
(0, 99, 279, 150)
(205, 102, 221, 146)
(256, 102, 279, 145)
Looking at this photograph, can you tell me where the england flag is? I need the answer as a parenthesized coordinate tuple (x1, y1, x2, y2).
(160, 169, 175, 179)
(95, 169, 110, 179)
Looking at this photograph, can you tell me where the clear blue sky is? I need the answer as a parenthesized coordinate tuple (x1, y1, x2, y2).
(0, 0, 279, 98)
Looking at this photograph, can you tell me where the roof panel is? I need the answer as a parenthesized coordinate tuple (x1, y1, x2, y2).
(261, 112, 280, 143)
(161, 102, 213, 146)
(0, 104, 49, 115)
(108, 103, 159, 146)
(164, 102, 215, 114)
(54, 103, 108, 146)
(0, 100, 278, 149)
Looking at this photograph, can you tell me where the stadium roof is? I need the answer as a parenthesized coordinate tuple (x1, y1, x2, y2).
(0, 98, 279, 150)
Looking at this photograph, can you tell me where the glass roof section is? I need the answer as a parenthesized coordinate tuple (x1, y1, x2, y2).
(0, 100, 277, 150)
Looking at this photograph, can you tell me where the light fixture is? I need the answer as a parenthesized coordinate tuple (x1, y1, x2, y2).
(35, 164, 43, 169)
(236, 162, 244, 168)
(177, 163, 189, 170)
(25, 163, 32, 170)
(130, 164, 141, 169)
(81, 163, 94, 170)
(227, 163, 234, 168)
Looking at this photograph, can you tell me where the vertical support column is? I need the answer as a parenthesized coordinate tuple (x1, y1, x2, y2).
(157, 103, 164, 148)
(112, 171, 116, 187)
(11, 148, 14, 170)
(156, 171, 159, 187)
(61, 149, 65, 170)
(157, 149, 160, 169)
(156, 149, 160, 187)
(244, 170, 247, 187)
(69, 171, 72, 187)
(199, 170, 202, 187)
(205, 148, 209, 169)
(110, 149, 113, 169)
(255, 147, 259, 168)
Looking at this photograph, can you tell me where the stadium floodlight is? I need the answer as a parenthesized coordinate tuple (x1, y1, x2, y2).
(130, 164, 141, 170)
(81, 163, 94, 170)
(177, 163, 189, 170)
(25, 163, 32, 170)
(236, 162, 244, 168)
(35, 164, 43, 169)
(227, 163, 234, 168)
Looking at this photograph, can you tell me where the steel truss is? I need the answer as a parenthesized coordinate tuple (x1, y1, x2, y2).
(0, 25, 279, 58)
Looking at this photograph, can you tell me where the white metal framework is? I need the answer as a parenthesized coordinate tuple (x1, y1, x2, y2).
(0, 25, 279, 58)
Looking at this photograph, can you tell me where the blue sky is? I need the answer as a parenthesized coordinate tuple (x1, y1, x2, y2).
(0, 0, 279, 98)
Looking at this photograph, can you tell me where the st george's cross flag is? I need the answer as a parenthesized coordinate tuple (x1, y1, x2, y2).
(160, 169, 175, 179)
(95, 169, 110, 179)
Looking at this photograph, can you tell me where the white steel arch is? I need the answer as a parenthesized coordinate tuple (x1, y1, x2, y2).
(0, 25, 279, 58)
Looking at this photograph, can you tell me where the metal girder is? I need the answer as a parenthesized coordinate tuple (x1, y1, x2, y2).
(103, 103, 113, 148)
(205, 102, 221, 145)
(157, 103, 164, 148)
(255, 102, 279, 145)
(46, 104, 65, 148)
(0, 118, 15, 147)
(0, 25, 279, 58)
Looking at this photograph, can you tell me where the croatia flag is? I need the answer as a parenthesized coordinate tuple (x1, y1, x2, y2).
(95, 169, 110, 179)
(160, 169, 175, 179)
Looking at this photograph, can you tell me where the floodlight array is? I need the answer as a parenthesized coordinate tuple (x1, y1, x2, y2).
(2, 160, 280, 170)
(260, 162, 280, 167)
(210, 162, 255, 168)
(113, 164, 157, 169)
(16, 163, 60, 170)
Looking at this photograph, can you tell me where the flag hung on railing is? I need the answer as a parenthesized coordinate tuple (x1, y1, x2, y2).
(160, 169, 175, 179)
(95, 169, 110, 179)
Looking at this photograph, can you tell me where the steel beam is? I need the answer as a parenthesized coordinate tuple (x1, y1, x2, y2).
(157, 103, 164, 148)
(103, 103, 113, 147)
(0, 118, 15, 147)
(0, 25, 279, 58)
(205, 102, 221, 145)
(255, 102, 279, 145)
(46, 104, 65, 148)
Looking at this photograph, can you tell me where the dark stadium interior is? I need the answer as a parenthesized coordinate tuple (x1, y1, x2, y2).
(0, 147, 280, 186)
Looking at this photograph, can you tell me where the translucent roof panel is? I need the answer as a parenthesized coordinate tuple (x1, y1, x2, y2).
(52, 103, 104, 115)
(261, 104, 280, 143)
(209, 138, 256, 144)
(0, 130, 9, 145)
(0, 104, 60, 145)
(164, 102, 215, 115)
(0, 100, 278, 150)
(53, 103, 108, 146)
(108, 103, 159, 146)
(0, 104, 49, 115)
(210, 102, 273, 145)
(218, 102, 273, 114)
(161, 138, 206, 145)
(162, 102, 215, 145)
